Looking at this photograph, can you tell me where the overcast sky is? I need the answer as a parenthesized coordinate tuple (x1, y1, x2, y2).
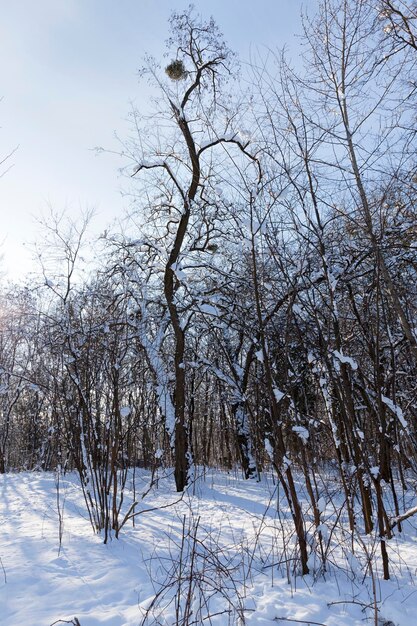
(0, 0, 312, 281)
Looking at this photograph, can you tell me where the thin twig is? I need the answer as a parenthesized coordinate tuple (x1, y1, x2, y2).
(0, 555, 6, 583)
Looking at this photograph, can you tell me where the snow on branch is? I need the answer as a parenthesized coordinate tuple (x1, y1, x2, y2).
(389, 505, 417, 531)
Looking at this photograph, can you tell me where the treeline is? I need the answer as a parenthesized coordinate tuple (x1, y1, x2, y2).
(1, 0, 417, 576)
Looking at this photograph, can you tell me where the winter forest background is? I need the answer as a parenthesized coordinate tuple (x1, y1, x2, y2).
(2, 1, 417, 624)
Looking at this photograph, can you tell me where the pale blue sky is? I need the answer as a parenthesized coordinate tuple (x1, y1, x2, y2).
(0, 0, 312, 280)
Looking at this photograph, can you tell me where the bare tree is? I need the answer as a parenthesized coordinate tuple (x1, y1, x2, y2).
(124, 8, 260, 491)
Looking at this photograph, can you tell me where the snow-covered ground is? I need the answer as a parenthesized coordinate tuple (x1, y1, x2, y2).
(1, 468, 416, 626)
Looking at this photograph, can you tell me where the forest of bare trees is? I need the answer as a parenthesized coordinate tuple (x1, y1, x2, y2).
(1, 0, 417, 580)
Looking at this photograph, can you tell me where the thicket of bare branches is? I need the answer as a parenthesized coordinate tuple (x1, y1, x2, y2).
(1, 0, 417, 577)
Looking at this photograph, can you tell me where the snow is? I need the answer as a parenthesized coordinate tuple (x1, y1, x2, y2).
(1, 469, 417, 626)
(171, 262, 187, 282)
(199, 303, 218, 316)
(237, 129, 252, 143)
(317, 496, 326, 513)
(332, 350, 358, 370)
(273, 387, 285, 402)
(292, 425, 309, 443)
(370, 466, 380, 478)
(307, 351, 316, 364)
(381, 395, 408, 429)
(255, 349, 264, 363)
